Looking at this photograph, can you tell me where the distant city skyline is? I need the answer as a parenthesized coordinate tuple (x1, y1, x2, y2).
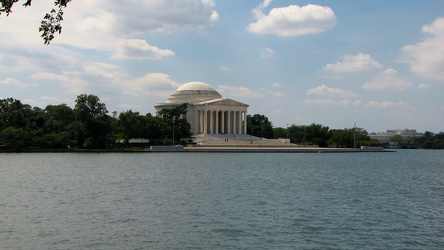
(1, 1, 443, 133)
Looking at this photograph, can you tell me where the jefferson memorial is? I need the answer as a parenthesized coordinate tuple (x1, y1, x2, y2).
(154, 81, 249, 136)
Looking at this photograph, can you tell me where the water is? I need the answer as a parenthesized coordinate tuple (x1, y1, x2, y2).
(1, 150, 443, 249)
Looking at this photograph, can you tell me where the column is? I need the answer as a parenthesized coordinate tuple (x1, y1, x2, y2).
(221, 110, 225, 134)
(238, 111, 241, 134)
(243, 111, 247, 134)
(215, 110, 219, 134)
(194, 110, 198, 134)
(227, 111, 231, 134)
(204, 110, 208, 134)
(233, 111, 237, 134)
(210, 110, 214, 134)
(198, 110, 202, 134)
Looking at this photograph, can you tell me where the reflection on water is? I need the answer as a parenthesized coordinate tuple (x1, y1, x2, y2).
(1, 150, 443, 249)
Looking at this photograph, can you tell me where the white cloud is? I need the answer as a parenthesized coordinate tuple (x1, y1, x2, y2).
(2, 1, 219, 56)
(31, 72, 89, 94)
(39, 96, 71, 104)
(418, 83, 429, 89)
(365, 101, 410, 108)
(323, 53, 382, 73)
(272, 82, 282, 87)
(118, 103, 142, 111)
(112, 39, 175, 60)
(123, 73, 178, 97)
(261, 48, 275, 59)
(217, 85, 263, 98)
(0, 77, 38, 88)
(304, 84, 360, 107)
(307, 85, 358, 98)
(401, 17, 444, 81)
(362, 69, 412, 91)
(218, 66, 232, 71)
(303, 98, 362, 106)
(82, 62, 125, 80)
(103, 0, 219, 34)
(247, 4, 336, 36)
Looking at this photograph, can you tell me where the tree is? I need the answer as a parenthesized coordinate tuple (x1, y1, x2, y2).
(118, 110, 145, 146)
(73, 94, 110, 148)
(0, 126, 30, 151)
(272, 127, 287, 139)
(247, 114, 274, 139)
(304, 123, 330, 147)
(287, 125, 306, 144)
(0, 0, 72, 44)
(389, 134, 404, 143)
(158, 103, 191, 144)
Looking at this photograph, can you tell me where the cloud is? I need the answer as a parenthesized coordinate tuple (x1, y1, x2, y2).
(112, 39, 175, 60)
(261, 48, 275, 59)
(81, 62, 126, 80)
(39, 96, 71, 104)
(31, 72, 90, 94)
(118, 103, 142, 111)
(123, 73, 178, 97)
(307, 85, 359, 98)
(0, 77, 38, 88)
(272, 82, 282, 87)
(2, 1, 219, 55)
(401, 17, 444, 81)
(323, 53, 382, 73)
(303, 98, 362, 106)
(218, 66, 232, 71)
(102, 0, 219, 34)
(365, 101, 410, 108)
(362, 69, 412, 91)
(247, 3, 336, 36)
(217, 85, 263, 98)
(418, 83, 429, 89)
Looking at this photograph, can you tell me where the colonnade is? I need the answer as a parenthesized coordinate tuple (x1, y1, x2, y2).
(193, 109, 247, 135)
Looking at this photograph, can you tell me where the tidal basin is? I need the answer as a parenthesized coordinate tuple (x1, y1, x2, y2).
(1, 150, 443, 249)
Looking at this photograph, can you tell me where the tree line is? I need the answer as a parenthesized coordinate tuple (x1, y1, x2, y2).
(0, 95, 190, 151)
(1, 95, 442, 151)
(247, 114, 380, 148)
(389, 132, 444, 149)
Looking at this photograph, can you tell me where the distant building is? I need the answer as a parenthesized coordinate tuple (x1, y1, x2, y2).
(369, 128, 418, 143)
(385, 129, 417, 136)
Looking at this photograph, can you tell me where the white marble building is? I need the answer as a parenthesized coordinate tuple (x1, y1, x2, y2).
(155, 81, 249, 136)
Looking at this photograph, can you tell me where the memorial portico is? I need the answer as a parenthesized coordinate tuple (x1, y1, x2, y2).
(154, 81, 249, 136)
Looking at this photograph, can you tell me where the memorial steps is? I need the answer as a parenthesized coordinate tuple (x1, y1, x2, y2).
(191, 134, 306, 147)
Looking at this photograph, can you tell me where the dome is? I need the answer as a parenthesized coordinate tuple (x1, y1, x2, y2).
(164, 81, 222, 104)
(173, 81, 221, 96)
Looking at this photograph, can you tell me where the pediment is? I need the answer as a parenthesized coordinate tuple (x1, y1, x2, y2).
(197, 98, 248, 107)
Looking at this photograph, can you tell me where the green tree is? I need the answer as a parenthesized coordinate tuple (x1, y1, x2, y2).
(158, 103, 191, 144)
(247, 114, 274, 139)
(287, 125, 306, 144)
(118, 110, 145, 146)
(272, 127, 287, 139)
(304, 123, 330, 147)
(328, 129, 352, 148)
(389, 134, 404, 143)
(144, 114, 169, 145)
(0, 126, 31, 151)
(73, 94, 110, 148)
(1, 0, 72, 44)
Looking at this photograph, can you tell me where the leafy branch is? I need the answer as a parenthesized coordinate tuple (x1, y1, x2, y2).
(0, 0, 72, 44)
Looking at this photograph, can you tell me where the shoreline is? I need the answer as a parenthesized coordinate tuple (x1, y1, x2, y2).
(0, 147, 394, 153)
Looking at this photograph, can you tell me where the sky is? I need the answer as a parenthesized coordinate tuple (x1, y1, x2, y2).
(1, 0, 444, 133)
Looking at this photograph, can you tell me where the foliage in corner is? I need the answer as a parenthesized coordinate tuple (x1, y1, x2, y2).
(0, 0, 72, 44)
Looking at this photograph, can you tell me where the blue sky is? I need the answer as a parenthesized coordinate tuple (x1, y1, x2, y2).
(1, 0, 444, 133)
